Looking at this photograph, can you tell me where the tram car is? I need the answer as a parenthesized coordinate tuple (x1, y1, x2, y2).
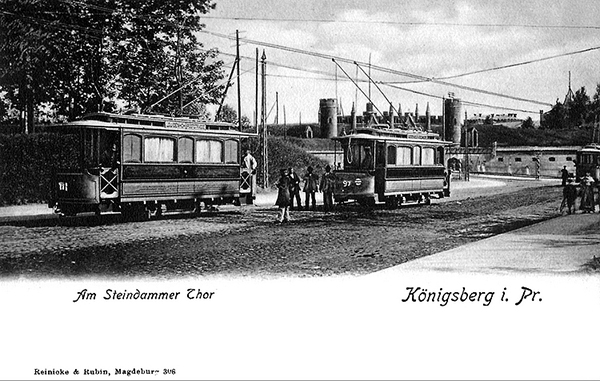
(47, 112, 256, 219)
(332, 125, 451, 207)
(575, 143, 600, 182)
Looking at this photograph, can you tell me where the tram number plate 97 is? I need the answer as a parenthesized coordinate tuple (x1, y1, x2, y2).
(58, 181, 68, 192)
(342, 180, 352, 188)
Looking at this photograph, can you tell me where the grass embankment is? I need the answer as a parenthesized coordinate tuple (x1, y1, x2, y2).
(264, 136, 329, 186)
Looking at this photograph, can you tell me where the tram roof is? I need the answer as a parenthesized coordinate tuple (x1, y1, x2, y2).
(334, 127, 450, 145)
(44, 112, 257, 137)
(579, 143, 600, 153)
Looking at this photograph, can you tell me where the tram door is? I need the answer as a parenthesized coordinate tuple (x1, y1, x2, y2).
(95, 130, 120, 199)
(240, 169, 256, 204)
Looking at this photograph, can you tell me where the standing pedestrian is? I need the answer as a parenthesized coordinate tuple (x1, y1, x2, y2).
(580, 172, 595, 213)
(320, 165, 335, 213)
(242, 149, 258, 204)
(561, 178, 578, 214)
(560, 166, 569, 186)
(303, 166, 319, 210)
(242, 149, 258, 173)
(275, 168, 291, 223)
(288, 167, 302, 210)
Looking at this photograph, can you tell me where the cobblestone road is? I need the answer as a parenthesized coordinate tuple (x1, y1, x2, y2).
(0, 179, 564, 278)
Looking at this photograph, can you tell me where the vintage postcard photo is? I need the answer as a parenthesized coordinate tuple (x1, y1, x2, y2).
(1, 0, 599, 379)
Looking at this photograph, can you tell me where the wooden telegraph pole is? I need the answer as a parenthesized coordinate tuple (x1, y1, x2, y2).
(260, 50, 268, 188)
(464, 110, 470, 182)
(255, 48, 259, 132)
(236, 30, 241, 130)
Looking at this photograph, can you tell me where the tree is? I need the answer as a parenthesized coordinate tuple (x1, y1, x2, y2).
(542, 100, 566, 129)
(590, 83, 600, 123)
(567, 86, 589, 127)
(0, 0, 225, 131)
(521, 116, 535, 129)
(219, 104, 238, 124)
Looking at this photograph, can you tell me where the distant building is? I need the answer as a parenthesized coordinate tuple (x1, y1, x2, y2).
(467, 113, 524, 127)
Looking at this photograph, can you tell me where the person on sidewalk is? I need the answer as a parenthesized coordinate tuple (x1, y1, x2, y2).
(320, 165, 335, 213)
(579, 172, 595, 213)
(275, 168, 291, 223)
(288, 167, 302, 211)
(303, 166, 319, 211)
(561, 178, 578, 214)
(560, 166, 569, 186)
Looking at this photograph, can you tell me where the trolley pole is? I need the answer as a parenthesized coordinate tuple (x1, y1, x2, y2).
(236, 30, 242, 131)
(261, 50, 268, 188)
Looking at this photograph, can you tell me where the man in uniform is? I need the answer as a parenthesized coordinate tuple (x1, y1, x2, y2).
(242, 149, 258, 204)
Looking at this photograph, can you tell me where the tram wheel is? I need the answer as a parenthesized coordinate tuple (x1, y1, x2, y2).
(358, 197, 376, 207)
(385, 197, 398, 209)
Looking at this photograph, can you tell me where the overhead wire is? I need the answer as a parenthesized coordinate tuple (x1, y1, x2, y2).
(198, 15, 600, 31)
(51, 0, 561, 107)
(17, 0, 590, 113)
(198, 29, 554, 107)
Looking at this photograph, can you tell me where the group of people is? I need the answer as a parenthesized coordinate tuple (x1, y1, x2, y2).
(561, 167, 599, 214)
(274, 164, 336, 223)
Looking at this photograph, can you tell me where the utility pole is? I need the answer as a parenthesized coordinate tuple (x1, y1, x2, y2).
(261, 50, 268, 188)
(464, 110, 470, 182)
(236, 30, 241, 130)
(442, 97, 446, 141)
(283, 105, 287, 138)
(255, 48, 259, 132)
(368, 53, 372, 100)
(275, 92, 279, 125)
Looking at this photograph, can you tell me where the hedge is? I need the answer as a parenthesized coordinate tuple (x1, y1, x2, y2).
(0, 133, 79, 206)
(266, 137, 329, 186)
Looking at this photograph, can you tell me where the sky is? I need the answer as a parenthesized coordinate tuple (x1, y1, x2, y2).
(197, 0, 600, 123)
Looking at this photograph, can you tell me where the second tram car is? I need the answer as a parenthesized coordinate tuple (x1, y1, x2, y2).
(333, 125, 451, 207)
(575, 143, 600, 182)
(47, 112, 256, 219)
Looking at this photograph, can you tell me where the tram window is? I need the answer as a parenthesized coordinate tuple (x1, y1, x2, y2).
(196, 139, 223, 163)
(515, 157, 522, 162)
(396, 146, 412, 165)
(347, 145, 361, 166)
(436, 146, 444, 165)
(498, 157, 504, 162)
(123, 134, 142, 163)
(566, 157, 572, 161)
(413, 146, 422, 165)
(422, 147, 435, 165)
(387, 146, 397, 165)
(376, 143, 385, 167)
(178, 137, 194, 163)
(144, 137, 175, 162)
(548, 157, 556, 162)
(224, 140, 239, 164)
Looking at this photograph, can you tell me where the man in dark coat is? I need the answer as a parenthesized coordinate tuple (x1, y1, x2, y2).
(320, 165, 335, 213)
(560, 166, 569, 186)
(275, 168, 291, 223)
(561, 178, 578, 214)
(288, 167, 302, 210)
(303, 166, 319, 210)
